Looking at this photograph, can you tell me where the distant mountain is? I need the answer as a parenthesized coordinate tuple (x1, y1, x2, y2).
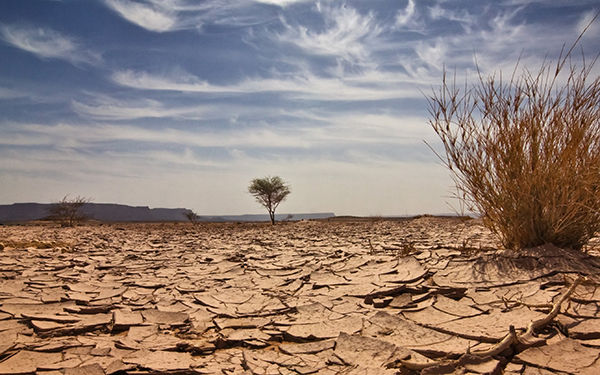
(0, 203, 189, 222)
(0, 203, 51, 222)
(0, 203, 334, 223)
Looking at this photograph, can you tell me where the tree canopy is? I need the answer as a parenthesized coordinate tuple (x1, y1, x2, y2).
(248, 176, 291, 224)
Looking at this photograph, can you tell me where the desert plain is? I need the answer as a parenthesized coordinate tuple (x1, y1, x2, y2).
(0, 216, 600, 374)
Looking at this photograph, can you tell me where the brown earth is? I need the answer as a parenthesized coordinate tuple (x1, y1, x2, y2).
(0, 217, 599, 374)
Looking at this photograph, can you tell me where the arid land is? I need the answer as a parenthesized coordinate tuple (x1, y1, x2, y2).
(1, 217, 600, 374)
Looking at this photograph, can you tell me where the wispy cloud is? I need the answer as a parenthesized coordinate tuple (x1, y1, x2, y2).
(111, 68, 422, 101)
(103, 0, 176, 32)
(4, 122, 311, 150)
(428, 4, 477, 31)
(102, 0, 282, 32)
(276, 2, 382, 66)
(396, 0, 416, 27)
(407, 4, 583, 77)
(0, 24, 99, 65)
(415, 38, 448, 71)
(3, 106, 432, 155)
(253, 0, 312, 7)
(71, 94, 207, 121)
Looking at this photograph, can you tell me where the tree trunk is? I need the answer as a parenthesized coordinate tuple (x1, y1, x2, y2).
(269, 211, 275, 225)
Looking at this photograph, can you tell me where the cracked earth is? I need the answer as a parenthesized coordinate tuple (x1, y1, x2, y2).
(1, 216, 600, 374)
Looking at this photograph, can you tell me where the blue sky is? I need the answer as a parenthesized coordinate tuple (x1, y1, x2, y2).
(0, 0, 598, 216)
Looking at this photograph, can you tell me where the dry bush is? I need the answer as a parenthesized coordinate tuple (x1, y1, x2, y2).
(49, 195, 91, 227)
(184, 210, 200, 224)
(428, 34, 600, 250)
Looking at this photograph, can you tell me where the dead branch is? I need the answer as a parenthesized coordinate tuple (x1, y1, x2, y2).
(518, 276, 584, 345)
(396, 276, 584, 371)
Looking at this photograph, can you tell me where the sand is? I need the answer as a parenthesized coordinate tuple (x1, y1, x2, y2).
(0, 216, 599, 374)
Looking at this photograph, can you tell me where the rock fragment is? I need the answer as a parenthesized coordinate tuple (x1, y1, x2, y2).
(333, 332, 412, 369)
(0, 350, 62, 375)
(279, 339, 334, 355)
(284, 315, 363, 341)
(569, 319, 600, 340)
(63, 363, 105, 375)
(122, 349, 200, 372)
(112, 309, 143, 330)
(516, 339, 599, 373)
(364, 311, 474, 356)
(141, 309, 189, 326)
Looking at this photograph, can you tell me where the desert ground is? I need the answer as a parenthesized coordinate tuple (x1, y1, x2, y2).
(0, 216, 599, 374)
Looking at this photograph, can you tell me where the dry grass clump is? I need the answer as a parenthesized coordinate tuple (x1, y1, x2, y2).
(428, 36, 600, 250)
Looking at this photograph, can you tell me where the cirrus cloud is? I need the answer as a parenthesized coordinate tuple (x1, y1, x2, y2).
(0, 24, 100, 65)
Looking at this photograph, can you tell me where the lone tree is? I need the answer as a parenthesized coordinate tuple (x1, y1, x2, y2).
(48, 195, 91, 227)
(248, 176, 291, 225)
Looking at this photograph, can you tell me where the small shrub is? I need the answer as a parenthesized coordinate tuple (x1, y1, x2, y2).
(427, 30, 600, 250)
(184, 210, 200, 224)
(48, 195, 91, 227)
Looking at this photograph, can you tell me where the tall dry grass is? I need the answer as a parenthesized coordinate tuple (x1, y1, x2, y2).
(428, 35, 600, 250)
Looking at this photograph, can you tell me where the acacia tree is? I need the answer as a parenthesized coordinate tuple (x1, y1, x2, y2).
(248, 176, 291, 225)
(49, 195, 91, 227)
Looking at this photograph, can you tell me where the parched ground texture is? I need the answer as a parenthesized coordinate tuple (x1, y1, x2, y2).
(1, 216, 600, 375)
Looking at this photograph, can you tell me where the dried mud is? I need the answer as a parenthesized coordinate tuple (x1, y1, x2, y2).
(1, 216, 599, 374)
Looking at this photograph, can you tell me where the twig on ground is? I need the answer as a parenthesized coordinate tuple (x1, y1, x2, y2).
(396, 276, 584, 371)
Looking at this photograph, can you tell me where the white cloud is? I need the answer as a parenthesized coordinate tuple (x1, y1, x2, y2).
(102, 0, 291, 32)
(1, 24, 74, 57)
(71, 94, 207, 121)
(415, 39, 448, 70)
(111, 70, 219, 92)
(407, 5, 587, 78)
(2, 106, 432, 157)
(5, 122, 311, 150)
(110, 68, 422, 101)
(396, 0, 416, 26)
(323, 113, 438, 144)
(0, 24, 99, 65)
(103, 0, 176, 32)
(276, 2, 382, 65)
(253, 0, 312, 7)
(428, 5, 476, 28)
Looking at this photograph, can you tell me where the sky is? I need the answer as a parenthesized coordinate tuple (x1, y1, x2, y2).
(0, 0, 599, 216)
